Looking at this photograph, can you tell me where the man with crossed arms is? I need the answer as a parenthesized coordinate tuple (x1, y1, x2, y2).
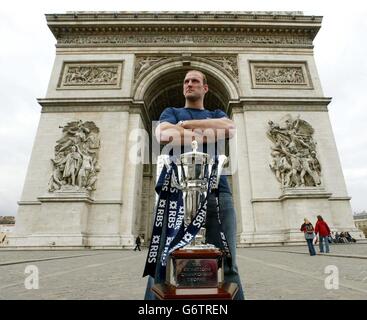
(144, 70, 244, 300)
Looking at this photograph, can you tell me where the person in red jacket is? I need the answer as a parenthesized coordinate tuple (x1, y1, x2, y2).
(315, 215, 331, 253)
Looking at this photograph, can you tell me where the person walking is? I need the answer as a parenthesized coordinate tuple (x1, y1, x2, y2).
(300, 218, 316, 256)
(314, 215, 331, 253)
(134, 235, 141, 251)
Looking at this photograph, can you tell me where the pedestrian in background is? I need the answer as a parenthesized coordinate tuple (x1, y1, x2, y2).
(134, 235, 141, 251)
(300, 218, 316, 256)
(315, 215, 331, 253)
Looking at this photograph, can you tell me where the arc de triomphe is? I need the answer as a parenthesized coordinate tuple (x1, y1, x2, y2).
(9, 11, 363, 248)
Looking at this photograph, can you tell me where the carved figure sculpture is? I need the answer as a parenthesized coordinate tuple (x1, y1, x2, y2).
(255, 66, 305, 84)
(48, 120, 101, 192)
(267, 115, 322, 188)
(62, 146, 82, 186)
(64, 65, 119, 85)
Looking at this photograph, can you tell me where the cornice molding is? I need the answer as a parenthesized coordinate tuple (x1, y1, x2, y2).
(238, 97, 332, 105)
(38, 97, 134, 107)
(240, 105, 329, 112)
(37, 97, 151, 132)
(328, 196, 352, 201)
(38, 98, 132, 113)
(230, 97, 331, 113)
(46, 11, 320, 24)
(46, 12, 321, 48)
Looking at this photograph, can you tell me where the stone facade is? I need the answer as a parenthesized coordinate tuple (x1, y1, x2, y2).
(354, 213, 367, 238)
(8, 11, 364, 248)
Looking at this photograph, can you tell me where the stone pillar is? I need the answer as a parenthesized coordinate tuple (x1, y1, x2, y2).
(9, 110, 134, 248)
(119, 113, 145, 247)
(231, 108, 256, 244)
(279, 188, 332, 242)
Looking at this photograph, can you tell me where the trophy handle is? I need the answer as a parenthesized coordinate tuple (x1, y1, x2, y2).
(212, 155, 228, 189)
(172, 168, 183, 190)
(160, 155, 183, 190)
(217, 155, 228, 179)
(161, 155, 171, 171)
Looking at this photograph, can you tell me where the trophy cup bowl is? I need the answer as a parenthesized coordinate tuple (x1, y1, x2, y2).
(152, 141, 238, 300)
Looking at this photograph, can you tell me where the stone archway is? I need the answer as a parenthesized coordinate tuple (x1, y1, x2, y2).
(134, 59, 239, 112)
(134, 61, 239, 243)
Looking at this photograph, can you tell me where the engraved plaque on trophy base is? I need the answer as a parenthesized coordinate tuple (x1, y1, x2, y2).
(169, 248, 223, 288)
(152, 248, 238, 300)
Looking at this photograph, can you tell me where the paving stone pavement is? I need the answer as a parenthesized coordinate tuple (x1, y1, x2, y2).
(0, 243, 366, 300)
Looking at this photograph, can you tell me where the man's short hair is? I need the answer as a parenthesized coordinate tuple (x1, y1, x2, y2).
(185, 70, 207, 85)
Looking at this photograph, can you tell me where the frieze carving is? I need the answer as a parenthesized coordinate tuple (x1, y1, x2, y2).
(267, 115, 322, 188)
(255, 67, 304, 84)
(59, 62, 123, 89)
(48, 120, 101, 193)
(250, 62, 311, 89)
(58, 34, 312, 47)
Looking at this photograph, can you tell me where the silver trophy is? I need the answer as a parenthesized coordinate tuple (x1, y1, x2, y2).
(161, 140, 228, 247)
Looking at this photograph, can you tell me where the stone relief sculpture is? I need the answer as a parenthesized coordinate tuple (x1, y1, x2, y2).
(58, 34, 312, 47)
(267, 115, 322, 188)
(59, 62, 123, 89)
(64, 65, 119, 85)
(203, 56, 239, 82)
(134, 56, 166, 80)
(64, 66, 117, 85)
(48, 120, 101, 192)
(255, 66, 305, 84)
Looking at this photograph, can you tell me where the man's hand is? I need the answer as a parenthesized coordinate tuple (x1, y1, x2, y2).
(155, 118, 235, 145)
(181, 118, 235, 135)
(155, 122, 202, 145)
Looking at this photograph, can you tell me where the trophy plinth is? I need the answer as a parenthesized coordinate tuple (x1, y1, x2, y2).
(169, 247, 222, 288)
(152, 248, 238, 300)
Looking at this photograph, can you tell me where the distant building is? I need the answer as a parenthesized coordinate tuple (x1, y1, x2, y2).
(0, 216, 15, 245)
(0, 216, 15, 225)
(353, 211, 367, 238)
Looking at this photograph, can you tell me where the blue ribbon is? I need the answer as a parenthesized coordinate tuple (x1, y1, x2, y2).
(143, 158, 232, 279)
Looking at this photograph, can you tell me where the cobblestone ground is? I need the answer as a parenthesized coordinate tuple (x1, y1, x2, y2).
(0, 243, 366, 300)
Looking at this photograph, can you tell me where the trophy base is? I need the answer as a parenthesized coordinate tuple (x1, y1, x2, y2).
(168, 248, 223, 288)
(152, 282, 238, 300)
(153, 247, 238, 300)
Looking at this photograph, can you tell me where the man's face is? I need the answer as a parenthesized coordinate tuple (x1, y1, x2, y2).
(183, 71, 208, 101)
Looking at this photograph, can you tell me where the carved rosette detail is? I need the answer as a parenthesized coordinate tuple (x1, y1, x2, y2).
(267, 115, 322, 188)
(48, 120, 101, 193)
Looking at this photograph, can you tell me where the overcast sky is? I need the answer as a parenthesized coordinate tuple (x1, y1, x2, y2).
(0, 0, 366, 216)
